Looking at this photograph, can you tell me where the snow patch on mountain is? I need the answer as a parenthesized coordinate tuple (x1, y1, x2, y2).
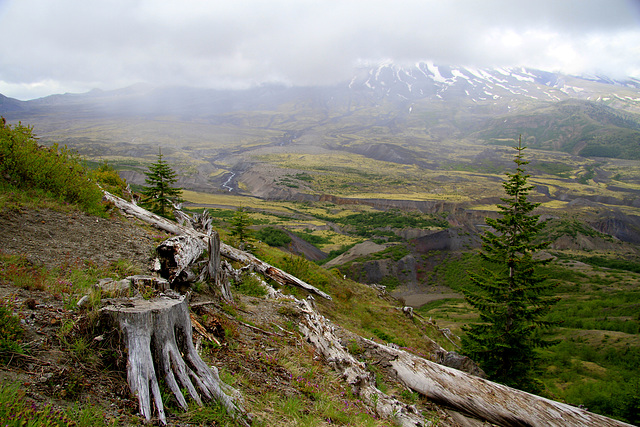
(348, 61, 640, 111)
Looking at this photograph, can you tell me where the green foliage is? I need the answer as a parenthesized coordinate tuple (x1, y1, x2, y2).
(229, 207, 254, 250)
(140, 149, 183, 218)
(323, 209, 448, 239)
(370, 328, 406, 347)
(462, 139, 558, 391)
(0, 382, 108, 427)
(0, 119, 105, 215)
(179, 400, 237, 425)
(234, 274, 268, 297)
(293, 229, 331, 246)
(92, 161, 128, 197)
(378, 275, 401, 291)
(255, 226, 292, 247)
(0, 300, 23, 362)
(576, 255, 640, 274)
(370, 244, 410, 262)
(546, 218, 605, 240)
(540, 339, 640, 424)
(546, 289, 640, 334)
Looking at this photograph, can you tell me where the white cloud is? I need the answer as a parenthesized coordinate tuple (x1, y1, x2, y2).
(1, 0, 639, 99)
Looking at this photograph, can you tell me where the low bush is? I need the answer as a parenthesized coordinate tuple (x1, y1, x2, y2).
(0, 299, 23, 362)
(0, 120, 105, 215)
(256, 226, 292, 247)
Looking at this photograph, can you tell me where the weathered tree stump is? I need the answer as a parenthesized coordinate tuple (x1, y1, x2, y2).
(156, 234, 207, 284)
(104, 190, 331, 300)
(102, 294, 248, 425)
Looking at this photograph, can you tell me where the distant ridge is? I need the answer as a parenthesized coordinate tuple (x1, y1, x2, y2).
(1, 62, 640, 165)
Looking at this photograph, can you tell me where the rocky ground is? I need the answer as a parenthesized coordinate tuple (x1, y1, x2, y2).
(0, 206, 464, 426)
(0, 207, 161, 424)
(0, 207, 159, 271)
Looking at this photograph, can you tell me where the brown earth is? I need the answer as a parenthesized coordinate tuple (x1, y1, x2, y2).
(0, 207, 160, 270)
(0, 207, 163, 424)
(0, 206, 471, 426)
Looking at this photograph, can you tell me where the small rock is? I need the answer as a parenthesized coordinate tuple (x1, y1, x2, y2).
(77, 295, 90, 308)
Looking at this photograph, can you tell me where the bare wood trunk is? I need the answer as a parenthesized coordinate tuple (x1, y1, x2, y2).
(103, 191, 331, 300)
(103, 191, 185, 236)
(297, 297, 430, 426)
(156, 234, 207, 284)
(358, 338, 634, 427)
(219, 243, 332, 300)
(205, 232, 233, 302)
(102, 294, 248, 426)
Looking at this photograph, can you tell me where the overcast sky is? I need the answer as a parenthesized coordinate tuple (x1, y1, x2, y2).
(1, 0, 639, 100)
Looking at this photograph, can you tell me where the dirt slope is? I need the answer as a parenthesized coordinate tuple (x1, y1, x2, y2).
(0, 207, 158, 270)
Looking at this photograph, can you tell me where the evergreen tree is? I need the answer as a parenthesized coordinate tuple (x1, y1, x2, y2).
(462, 137, 558, 391)
(229, 207, 253, 251)
(140, 149, 183, 218)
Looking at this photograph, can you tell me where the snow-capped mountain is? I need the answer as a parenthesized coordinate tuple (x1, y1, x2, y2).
(1, 61, 640, 163)
(348, 61, 640, 108)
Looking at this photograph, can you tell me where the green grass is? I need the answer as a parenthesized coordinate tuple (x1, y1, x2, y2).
(0, 382, 110, 427)
(0, 299, 23, 362)
(416, 250, 640, 424)
(0, 121, 108, 216)
(0, 251, 141, 307)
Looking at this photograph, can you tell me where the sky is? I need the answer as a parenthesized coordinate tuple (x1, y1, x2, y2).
(1, 0, 640, 100)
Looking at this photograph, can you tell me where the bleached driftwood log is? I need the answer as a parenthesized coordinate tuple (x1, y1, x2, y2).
(102, 294, 248, 426)
(103, 191, 331, 300)
(286, 285, 630, 427)
(219, 242, 332, 300)
(356, 338, 634, 427)
(297, 297, 431, 427)
(156, 234, 207, 284)
(103, 191, 185, 236)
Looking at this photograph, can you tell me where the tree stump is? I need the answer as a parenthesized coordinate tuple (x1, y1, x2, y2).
(102, 294, 247, 425)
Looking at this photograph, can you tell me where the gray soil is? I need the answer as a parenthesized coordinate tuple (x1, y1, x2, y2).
(0, 207, 159, 271)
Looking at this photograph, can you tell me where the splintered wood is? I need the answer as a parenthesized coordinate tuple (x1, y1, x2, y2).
(102, 295, 248, 426)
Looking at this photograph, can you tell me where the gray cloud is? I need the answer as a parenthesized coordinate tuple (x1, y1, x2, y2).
(1, 0, 639, 99)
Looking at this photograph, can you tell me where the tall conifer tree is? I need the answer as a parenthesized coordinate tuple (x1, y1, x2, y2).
(140, 149, 183, 218)
(462, 137, 558, 391)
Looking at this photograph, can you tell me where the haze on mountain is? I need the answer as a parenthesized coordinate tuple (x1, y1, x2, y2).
(1, 0, 640, 101)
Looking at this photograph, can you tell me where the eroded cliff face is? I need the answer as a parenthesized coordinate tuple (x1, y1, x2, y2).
(338, 227, 481, 287)
(347, 254, 418, 286)
(588, 211, 640, 244)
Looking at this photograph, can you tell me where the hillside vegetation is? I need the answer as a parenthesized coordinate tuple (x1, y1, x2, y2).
(0, 121, 466, 426)
(2, 82, 640, 424)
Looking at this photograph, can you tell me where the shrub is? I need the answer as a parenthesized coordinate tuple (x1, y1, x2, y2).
(93, 161, 127, 197)
(234, 274, 268, 297)
(0, 300, 23, 362)
(256, 226, 292, 247)
(0, 119, 105, 215)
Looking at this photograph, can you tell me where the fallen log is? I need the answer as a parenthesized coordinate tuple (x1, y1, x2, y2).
(297, 297, 430, 427)
(103, 191, 185, 236)
(219, 243, 332, 300)
(156, 234, 207, 284)
(103, 191, 331, 300)
(102, 294, 248, 426)
(358, 338, 634, 427)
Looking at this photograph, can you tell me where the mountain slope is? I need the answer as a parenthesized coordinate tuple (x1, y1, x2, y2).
(474, 99, 640, 158)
